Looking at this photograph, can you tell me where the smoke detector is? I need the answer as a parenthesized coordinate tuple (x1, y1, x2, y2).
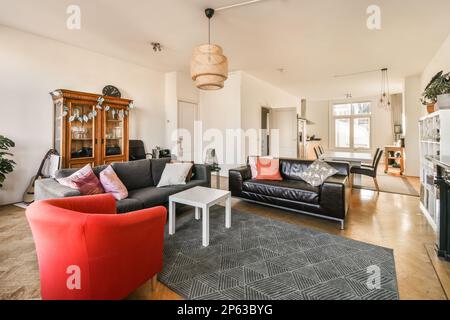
(151, 42, 162, 52)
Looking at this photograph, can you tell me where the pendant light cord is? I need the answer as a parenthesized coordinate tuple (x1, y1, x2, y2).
(208, 18, 211, 45)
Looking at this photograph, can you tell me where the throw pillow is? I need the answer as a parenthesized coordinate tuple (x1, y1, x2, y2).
(249, 156, 273, 179)
(99, 166, 128, 200)
(157, 163, 193, 188)
(57, 164, 104, 195)
(171, 160, 195, 182)
(300, 160, 338, 187)
(256, 157, 283, 181)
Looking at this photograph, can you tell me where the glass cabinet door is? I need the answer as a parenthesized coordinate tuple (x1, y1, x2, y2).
(103, 106, 125, 158)
(67, 102, 96, 161)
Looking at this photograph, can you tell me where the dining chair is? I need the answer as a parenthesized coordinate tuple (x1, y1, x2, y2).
(314, 147, 321, 159)
(318, 145, 325, 155)
(350, 150, 384, 191)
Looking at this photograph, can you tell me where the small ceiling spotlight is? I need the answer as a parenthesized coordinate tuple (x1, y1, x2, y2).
(151, 42, 162, 52)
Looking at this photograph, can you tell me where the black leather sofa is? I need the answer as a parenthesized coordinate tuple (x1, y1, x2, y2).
(229, 158, 351, 229)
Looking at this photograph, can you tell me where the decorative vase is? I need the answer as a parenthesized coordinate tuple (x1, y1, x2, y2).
(437, 94, 450, 109)
(427, 103, 436, 114)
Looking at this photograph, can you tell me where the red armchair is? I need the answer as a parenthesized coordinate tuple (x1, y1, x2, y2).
(26, 194, 166, 300)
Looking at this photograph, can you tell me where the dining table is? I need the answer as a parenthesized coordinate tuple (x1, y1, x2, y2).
(320, 151, 373, 184)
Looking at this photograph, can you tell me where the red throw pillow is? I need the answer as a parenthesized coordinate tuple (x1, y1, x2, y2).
(256, 157, 283, 181)
(57, 164, 105, 195)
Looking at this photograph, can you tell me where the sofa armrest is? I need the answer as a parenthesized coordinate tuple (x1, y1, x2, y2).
(44, 194, 117, 215)
(229, 166, 252, 197)
(35, 178, 81, 201)
(327, 161, 350, 176)
(320, 175, 350, 219)
(192, 164, 211, 187)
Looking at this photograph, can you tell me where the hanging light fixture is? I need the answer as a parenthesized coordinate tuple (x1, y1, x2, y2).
(191, 8, 229, 90)
(379, 68, 391, 110)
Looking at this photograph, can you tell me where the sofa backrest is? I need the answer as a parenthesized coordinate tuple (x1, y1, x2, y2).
(55, 165, 108, 179)
(111, 159, 153, 191)
(279, 158, 349, 181)
(151, 158, 171, 185)
(54, 159, 173, 191)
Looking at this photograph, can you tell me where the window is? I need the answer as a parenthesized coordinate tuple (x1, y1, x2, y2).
(332, 102, 371, 150)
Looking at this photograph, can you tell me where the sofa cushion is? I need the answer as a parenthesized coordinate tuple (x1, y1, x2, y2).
(112, 160, 153, 191)
(299, 160, 338, 187)
(116, 198, 144, 214)
(128, 186, 177, 208)
(243, 179, 320, 204)
(55, 165, 107, 179)
(57, 164, 104, 195)
(170, 179, 206, 192)
(151, 158, 172, 185)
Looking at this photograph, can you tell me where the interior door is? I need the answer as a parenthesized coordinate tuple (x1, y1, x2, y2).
(177, 101, 198, 161)
(271, 108, 298, 158)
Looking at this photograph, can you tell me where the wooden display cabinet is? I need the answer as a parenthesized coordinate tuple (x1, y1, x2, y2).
(51, 89, 132, 169)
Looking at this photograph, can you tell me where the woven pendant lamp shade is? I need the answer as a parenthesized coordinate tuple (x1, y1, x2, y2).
(191, 44, 228, 90)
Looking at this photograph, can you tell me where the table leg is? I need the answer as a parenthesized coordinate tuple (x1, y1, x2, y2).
(216, 172, 221, 189)
(195, 207, 201, 220)
(351, 161, 362, 185)
(225, 195, 231, 229)
(169, 200, 176, 235)
(202, 205, 210, 247)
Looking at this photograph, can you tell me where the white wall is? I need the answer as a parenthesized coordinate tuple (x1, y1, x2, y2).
(197, 71, 299, 175)
(198, 72, 242, 175)
(404, 75, 422, 177)
(305, 100, 330, 149)
(306, 96, 393, 154)
(0, 26, 166, 205)
(421, 34, 450, 91)
(164, 71, 199, 150)
(240, 72, 298, 132)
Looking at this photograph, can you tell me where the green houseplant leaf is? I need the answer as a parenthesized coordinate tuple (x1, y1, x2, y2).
(0, 135, 15, 188)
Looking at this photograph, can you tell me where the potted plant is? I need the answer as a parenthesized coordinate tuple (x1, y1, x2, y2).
(421, 71, 442, 113)
(0, 135, 16, 188)
(436, 72, 450, 109)
(421, 71, 450, 113)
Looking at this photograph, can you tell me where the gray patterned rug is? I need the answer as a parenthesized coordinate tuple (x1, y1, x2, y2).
(159, 206, 399, 300)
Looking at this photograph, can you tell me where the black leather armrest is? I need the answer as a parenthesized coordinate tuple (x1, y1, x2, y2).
(327, 161, 350, 176)
(192, 164, 211, 187)
(320, 176, 349, 219)
(229, 166, 252, 197)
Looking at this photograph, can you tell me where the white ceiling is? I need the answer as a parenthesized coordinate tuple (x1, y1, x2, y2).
(1, 0, 450, 100)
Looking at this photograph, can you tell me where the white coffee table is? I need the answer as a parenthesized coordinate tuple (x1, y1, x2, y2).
(168, 186, 232, 247)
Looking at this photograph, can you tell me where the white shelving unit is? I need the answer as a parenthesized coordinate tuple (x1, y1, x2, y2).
(419, 110, 450, 231)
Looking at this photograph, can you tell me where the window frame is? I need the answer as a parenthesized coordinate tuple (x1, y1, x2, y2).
(330, 101, 372, 151)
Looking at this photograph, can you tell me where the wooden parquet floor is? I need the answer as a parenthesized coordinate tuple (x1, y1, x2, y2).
(1, 176, 449, 300)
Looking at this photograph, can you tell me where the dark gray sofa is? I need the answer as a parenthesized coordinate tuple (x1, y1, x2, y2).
(35, 159, 211, 213)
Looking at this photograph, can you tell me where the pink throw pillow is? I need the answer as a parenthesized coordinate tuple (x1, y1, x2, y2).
(99, 166, 128, 200)
(249, 156, 273, 179)
(57, 164, 104, 195)
(256, 157, 283, 181)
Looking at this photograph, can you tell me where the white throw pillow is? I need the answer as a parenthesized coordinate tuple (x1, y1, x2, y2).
(157, 163, 194, 188)
(300, 160, 338, 187)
